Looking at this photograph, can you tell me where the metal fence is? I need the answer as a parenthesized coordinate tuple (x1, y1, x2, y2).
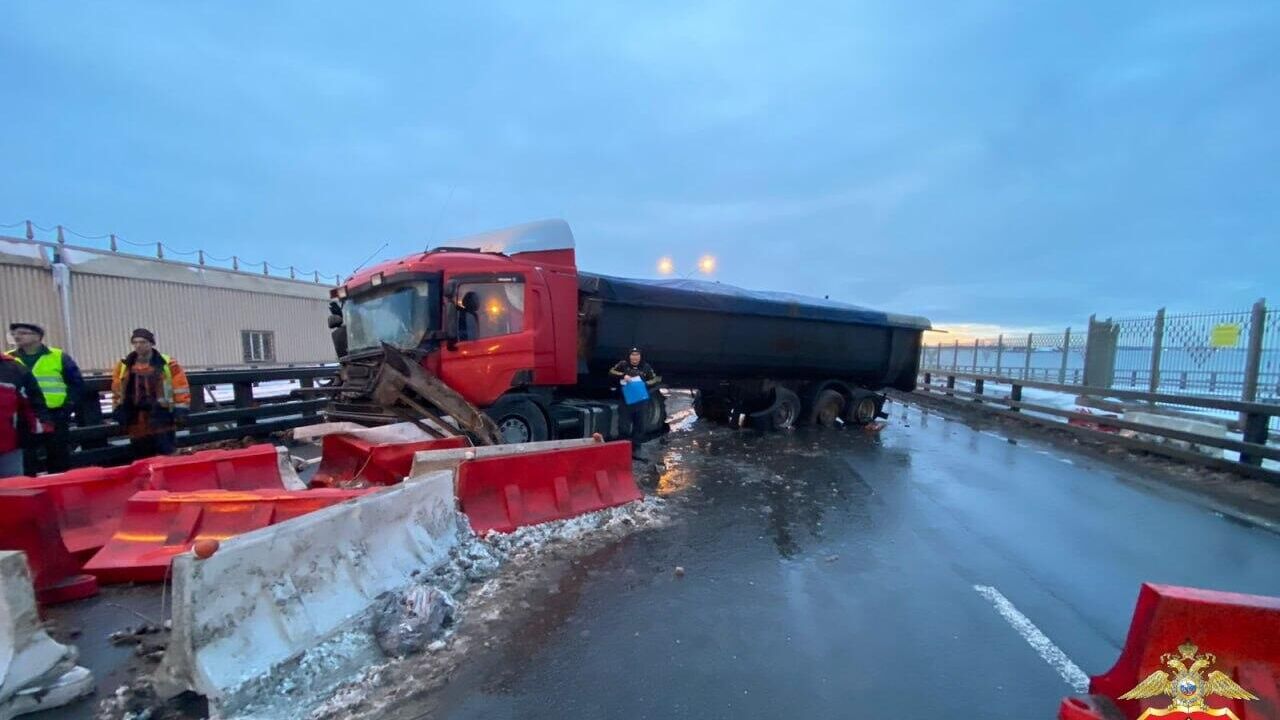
(921, 329, 1088, 384)
(919, 300, 1280, 427)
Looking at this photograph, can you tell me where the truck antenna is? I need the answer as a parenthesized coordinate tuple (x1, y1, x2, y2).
(351, 243, 389, 275)
(425, 184, 457, 252)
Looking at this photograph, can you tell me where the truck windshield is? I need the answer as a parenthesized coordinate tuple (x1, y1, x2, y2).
(343, 281, 436, 352)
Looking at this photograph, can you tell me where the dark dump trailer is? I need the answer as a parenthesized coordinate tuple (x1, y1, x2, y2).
(575, 273, 931, 429)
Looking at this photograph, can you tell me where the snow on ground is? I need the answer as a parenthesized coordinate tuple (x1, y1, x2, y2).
(302, 496, 670, 720)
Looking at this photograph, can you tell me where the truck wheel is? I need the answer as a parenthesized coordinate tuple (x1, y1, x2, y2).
(486, 399, 549, 444)
(844, 394, 879, 426)
(645, 393, 669, 435)
(750, 387, 801, 431)
(806, 389, 846, 427)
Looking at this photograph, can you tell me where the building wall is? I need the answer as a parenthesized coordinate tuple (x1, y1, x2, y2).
(1, 236, 335, 372)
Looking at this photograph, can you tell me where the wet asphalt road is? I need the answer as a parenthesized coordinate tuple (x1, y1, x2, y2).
(414, 401, 1280, 720)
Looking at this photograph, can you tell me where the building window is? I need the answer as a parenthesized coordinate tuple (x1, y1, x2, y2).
(241, 330, 276, 363)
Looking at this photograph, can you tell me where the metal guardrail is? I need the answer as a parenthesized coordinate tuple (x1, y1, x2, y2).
(913, 370, 1279, 483)
(67, 365, 339, 467)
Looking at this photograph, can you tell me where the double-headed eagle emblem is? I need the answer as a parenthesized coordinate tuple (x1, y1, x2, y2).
(1120, 641, 1257, 718)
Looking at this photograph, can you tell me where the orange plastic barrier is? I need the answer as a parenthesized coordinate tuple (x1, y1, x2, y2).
(312, 435, 468, 488)
(456, 441, 641, 534)
(1059, 583, 1280, 719)
(83, 488, 372, 583)
(0, 462, 151, 561)
(147, 444, 287, 492)
(0, 489, 99, 604)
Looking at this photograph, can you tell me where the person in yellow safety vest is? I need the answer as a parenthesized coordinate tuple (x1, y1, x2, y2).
(110, 328, 191, 459)
(7, 322, 85, 474)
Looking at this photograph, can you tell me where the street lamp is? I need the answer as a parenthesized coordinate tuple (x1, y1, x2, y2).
(657, 257, 675, 275)
(697, 255, 716, 274)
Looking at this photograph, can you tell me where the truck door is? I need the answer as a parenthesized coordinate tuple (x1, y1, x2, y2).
(440, 275, 536, 406)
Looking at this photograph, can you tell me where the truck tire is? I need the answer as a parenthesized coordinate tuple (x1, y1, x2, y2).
(805, 389, 846, 427)
(693, 391, 735, 425)
(645, 393, 669, 436)
(843, 393, 880, 426)
(486, 398, 549, 443)
(750, 387, 801, 431)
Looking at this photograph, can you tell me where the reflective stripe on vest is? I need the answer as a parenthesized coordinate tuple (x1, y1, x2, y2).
(5, 347, 67, 409)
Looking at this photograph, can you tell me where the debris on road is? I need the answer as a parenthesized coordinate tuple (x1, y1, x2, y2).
(373, 585, 456, 658)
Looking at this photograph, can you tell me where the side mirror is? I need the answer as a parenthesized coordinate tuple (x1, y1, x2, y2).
(327, 314, 343, 329)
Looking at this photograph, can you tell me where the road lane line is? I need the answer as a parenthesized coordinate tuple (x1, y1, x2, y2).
(973, 585, 1089, 693)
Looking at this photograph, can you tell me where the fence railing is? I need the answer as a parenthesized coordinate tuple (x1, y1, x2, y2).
(913, 370, 1279, 483)
(920, 299, 1280, 428)
(67, 365, 339, 467)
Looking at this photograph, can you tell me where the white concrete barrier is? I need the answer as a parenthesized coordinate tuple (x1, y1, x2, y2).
(407, 437, 600, 482)
(1122, 411, 1227, 458)
(155, 469, 458, 718)
(0, 551, 94, 720)
(292, 421, 437, 444)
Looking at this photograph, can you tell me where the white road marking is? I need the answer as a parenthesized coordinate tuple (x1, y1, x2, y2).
(973, 585, 1089, 693)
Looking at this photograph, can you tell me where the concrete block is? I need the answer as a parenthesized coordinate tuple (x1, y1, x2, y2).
(0, 551, 93, 719)
(155, 469, 458, 717)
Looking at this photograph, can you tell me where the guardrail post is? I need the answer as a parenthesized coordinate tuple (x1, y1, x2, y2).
(1024, 333, 1033, 380)
(77, 390, 106, 450)
(946, 375, 955, 395)
(973, 338, 980, 373)
(995, 334, 1004, 376)
(300, 377, 317, 416)
(1010, 384, 1022, 412)
(1240, 412, 1270, 467)
(1149, 307, 1165, 397)
(233, 382, 257, 428)
(1240, 298, 1266, 426)
(189, 384, 207, 432)
(923, 372, 932, 385)
(952, 340, 959, 372)
(973, 377, 984, 401)
(1058, 327, 1071, 384)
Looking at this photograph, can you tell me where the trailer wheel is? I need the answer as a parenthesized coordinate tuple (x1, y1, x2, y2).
(750, 387, 801, 431)
(807, 389, 846, 428)
(844, 394, 879, 426)
(487, 399, 549, 444)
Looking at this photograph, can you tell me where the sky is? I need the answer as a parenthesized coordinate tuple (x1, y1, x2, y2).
(2, 1, 1277, 333)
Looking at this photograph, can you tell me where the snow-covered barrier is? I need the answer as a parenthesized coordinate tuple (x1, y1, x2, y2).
(0, 551, 94, 719)
(154, 469, 458, 718)
(1121, 411, 1228, 458)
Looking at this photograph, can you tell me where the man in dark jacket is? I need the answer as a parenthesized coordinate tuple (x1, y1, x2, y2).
(7, 322, 85, 473)
(609, 348, 661, 458)
(0, 354, 48, 478)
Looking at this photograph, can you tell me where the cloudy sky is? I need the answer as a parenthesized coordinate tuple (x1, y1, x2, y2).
(2, 1, 1276, 332)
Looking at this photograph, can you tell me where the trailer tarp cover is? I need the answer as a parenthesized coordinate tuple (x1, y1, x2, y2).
(580, 273, 931, 331)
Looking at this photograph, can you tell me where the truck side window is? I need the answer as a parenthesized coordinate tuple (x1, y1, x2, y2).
(455, 282, 525, 340)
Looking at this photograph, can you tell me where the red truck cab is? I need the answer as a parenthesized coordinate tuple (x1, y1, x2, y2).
(335, 220, 581, 408)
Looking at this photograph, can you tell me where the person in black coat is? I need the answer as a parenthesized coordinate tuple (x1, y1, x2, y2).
(609, 348, 661, 457)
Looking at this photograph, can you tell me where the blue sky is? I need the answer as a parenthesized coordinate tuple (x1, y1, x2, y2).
(2, 1, 1277, 331)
